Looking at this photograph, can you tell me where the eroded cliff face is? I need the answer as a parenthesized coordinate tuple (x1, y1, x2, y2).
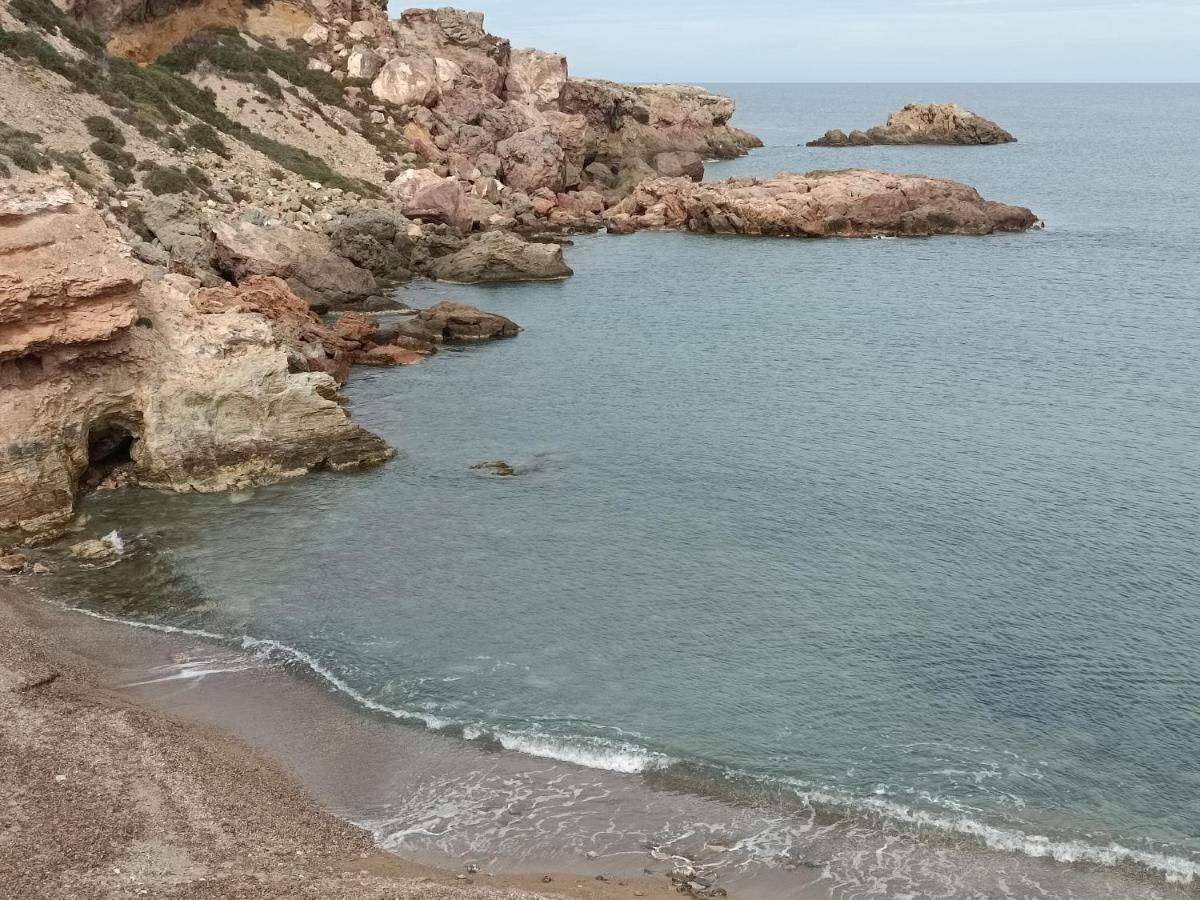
(0, 173, 392, 543)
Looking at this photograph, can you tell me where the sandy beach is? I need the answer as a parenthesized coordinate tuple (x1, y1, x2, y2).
(0, 582, 687, 900)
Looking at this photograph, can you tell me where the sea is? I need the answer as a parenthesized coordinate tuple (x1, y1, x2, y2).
(46, 84, 1200, 898)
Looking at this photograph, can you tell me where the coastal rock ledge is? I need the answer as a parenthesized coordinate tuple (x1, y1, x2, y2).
(0, 173, 393, 544)
(605, 169, 1038, 237)
(808, 104, 1016, 147)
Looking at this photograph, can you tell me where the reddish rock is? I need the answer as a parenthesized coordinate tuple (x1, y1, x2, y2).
(399, 301, 521, 343)
(497, 126, 566, 195)
(353, 345, 426, 367)
(607, 170, 1038, 238)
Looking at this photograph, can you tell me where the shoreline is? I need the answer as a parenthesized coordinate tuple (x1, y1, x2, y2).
(0, 582, 686, 900)
(5, 574, 1198, 900)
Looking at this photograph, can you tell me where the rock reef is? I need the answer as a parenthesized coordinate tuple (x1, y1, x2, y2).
(605, 170, 1038, 238)
(808, 104, 1016, 147)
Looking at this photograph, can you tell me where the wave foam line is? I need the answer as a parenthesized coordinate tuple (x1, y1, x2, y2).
(464, 725, 671, 774)
(42, 601, 1200, 884)
(46, 599, 667, 771)
(793, 786, 1200, 885)
(237, 636, 455, 731)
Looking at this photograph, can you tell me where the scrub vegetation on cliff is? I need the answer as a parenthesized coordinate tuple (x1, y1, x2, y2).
(0, 0, 378, 195)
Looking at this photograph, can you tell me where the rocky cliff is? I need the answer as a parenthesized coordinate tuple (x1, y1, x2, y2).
(0, 172, 392, 544)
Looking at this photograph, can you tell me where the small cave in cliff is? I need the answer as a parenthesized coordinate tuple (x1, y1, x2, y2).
(79, 419, 141, 497)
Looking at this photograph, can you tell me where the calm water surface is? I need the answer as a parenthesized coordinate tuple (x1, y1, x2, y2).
(55, 85, 1200, 897)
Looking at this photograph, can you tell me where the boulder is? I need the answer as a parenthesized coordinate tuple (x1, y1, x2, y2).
(69, 537, 120, 562)
(139, 196, 223, 286)
(429, 232, 573, 283)
(210, 221, 378, 310)
(0, 553, 28, 574)
(397, 175, 471, 232)
(371, 56, 439, 107)
(807, 104, 1016, 146)
(352, 344, 426, 367)
(399, 301, 520, 342)
(345, 45, 384, 83)
(653, 150, 704, 181)
(328, 211, 413, 281)
(302, 23, 329, 46)
(607, 170, 1038, 238)
(496, 126, 566, 195)
(505, 48, 568, 109)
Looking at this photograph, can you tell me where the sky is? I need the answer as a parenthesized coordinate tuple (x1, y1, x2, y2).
(387, 1, 1200, 82)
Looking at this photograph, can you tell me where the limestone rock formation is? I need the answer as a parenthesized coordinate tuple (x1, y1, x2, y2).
(0, 174, 392, 544)
(808, 104, 1016, 147)
(211, 220, 379, 310)
(429, 232, 573, 283)
(605, 170, 1038, 238)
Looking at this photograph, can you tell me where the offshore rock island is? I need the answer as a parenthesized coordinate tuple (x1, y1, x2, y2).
(807, 103, 1017, 147)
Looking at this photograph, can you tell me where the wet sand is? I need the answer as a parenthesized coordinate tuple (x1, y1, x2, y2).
(0, 583, 686, 900)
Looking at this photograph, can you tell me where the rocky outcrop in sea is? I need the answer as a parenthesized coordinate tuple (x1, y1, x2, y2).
(605, 170, 1038, 237)
(807, 103, 1016, 147)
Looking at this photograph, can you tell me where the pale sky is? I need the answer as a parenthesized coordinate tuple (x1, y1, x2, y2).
(387, 1, 1200, 82)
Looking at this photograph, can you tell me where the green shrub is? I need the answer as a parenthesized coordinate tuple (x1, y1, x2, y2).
(90, 139, 135, 167)
(83, 115, 124, 145)
(0, 28, 89, 85)
(0, 121, 48, 171)
(9, 0, 107, 57)
(141, 164, 196, 195)
(1, 19, 381, 199)
(159, 29, 342, 107)
(107, 161, 135, 185)
(184, 164, 211, 188)
(47, 148, 90, 171)
(184, 122, 229, 157)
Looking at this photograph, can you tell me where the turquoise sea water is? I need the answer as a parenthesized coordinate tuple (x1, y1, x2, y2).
(54, 85, 1200, 897)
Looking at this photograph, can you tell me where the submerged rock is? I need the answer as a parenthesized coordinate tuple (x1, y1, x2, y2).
(68, 533, 122, 562)
(471, 460, 516, 476)
(605, 169, 1038, 238)
(808, 104, 1016, 146)
(0, 554, 29, 574)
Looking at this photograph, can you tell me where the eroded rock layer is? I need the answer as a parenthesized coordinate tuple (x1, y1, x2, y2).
(0, 173, 392, 543)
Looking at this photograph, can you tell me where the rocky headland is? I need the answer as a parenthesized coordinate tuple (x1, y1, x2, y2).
(807, 103, 1016, 147)
(0, 1, 1038, 541)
